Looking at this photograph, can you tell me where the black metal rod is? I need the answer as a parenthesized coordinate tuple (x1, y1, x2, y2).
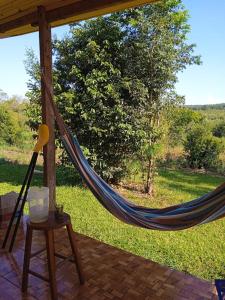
(1, 154, 36, 249)
(30, 247, 46, 258)
(28, 270, 49, 282)
(8, 152, 38, 252)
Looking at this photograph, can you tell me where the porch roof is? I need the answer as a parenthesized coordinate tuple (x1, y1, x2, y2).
(0, 0, 158, 39)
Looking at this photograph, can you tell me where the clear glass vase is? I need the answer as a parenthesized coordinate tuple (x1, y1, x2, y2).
(27, 187, 49, 223)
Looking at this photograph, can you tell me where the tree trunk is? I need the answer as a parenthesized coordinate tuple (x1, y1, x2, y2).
(145, 156, 154, 196)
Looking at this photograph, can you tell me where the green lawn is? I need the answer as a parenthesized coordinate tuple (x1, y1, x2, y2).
(0, 152, 225, 281)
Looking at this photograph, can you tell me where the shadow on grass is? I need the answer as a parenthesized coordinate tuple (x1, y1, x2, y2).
(0, 158, 82, 187)
(0, 158, 223, 197)
(157, 169, 224, 197)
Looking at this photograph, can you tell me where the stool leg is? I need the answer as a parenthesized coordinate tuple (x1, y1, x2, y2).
(45, 229, 58, 300)
(22, 225, 33, 292)
(66, 224, 85, 284)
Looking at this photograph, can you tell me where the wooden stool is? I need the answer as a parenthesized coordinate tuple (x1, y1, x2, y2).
(22, 212, 84, 300)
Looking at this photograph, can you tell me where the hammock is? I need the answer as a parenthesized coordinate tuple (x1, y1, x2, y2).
(44, 76, 225, 230)
(62, 130, 225, 230)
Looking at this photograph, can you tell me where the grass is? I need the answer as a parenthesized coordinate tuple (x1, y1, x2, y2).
(1, 148, 225, 281)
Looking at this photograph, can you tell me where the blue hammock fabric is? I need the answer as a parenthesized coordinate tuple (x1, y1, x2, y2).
(59, 126, 225, 231)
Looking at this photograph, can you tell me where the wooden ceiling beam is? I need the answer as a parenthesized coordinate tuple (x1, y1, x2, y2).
(0, 12, 37, 33)
(0, 0, 155, 34)
(47, 0, 126, 23)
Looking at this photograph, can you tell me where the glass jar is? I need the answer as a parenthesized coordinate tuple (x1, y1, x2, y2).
(27, 187, 49, 223)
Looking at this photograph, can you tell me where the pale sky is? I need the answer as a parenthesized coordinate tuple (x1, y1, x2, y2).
(0, 0, 224, 105)
(176, 0, 225, 105)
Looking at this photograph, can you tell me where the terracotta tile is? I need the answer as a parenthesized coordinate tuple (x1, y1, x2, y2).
(0, 217, 218, 300)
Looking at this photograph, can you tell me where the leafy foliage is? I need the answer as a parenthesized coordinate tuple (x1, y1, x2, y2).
(168, 107, 203, 145)
(0, 106, 18, 145)
(213, 122, 225, 138)
(26, 19, 144, 183)
(25, 1, 200, 187)
(0, 96, 30, 146)
(184, 125, 224, 169)
(112, 1, 201, 193)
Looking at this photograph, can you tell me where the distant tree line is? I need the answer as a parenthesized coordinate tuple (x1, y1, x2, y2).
(187, 103, 225, 110)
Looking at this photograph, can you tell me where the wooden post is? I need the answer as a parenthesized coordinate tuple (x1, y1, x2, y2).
(38, 6, 56, 210)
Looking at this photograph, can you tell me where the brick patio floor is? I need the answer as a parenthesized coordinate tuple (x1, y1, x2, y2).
(0, 217, 218, 300)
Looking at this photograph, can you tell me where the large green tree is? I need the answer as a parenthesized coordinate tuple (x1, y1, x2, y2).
(26, 18, 144, 183)
(111, 1, 201, 194)
(26, 0, 200, 191)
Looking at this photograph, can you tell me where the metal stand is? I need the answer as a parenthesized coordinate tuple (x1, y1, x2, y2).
(2, 152, 38, 252)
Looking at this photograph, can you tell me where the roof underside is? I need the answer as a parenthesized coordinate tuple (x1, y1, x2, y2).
(0, 0, 158, 39)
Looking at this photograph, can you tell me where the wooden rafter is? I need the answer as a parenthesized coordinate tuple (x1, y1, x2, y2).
(0, 0, 158, 38)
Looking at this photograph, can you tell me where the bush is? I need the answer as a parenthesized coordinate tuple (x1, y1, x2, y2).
(0, 106, 19, 145)
(184, 125, 224, 169)
(0, 98, 32, 148)
(168, 107, 203, 146)
(213, 122, 225, 138)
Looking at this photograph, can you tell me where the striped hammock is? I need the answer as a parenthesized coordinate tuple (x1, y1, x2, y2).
(60, 129, 225, 230)
(43, 74, 225, 231)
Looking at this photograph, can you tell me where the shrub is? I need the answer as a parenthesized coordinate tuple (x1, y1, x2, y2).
(168, 107, 204, 146)
(213, 122, 225, 138)
(0, 106, 19, 145)
(184, 125, 224, 169)
(0, 98, 32, 148)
